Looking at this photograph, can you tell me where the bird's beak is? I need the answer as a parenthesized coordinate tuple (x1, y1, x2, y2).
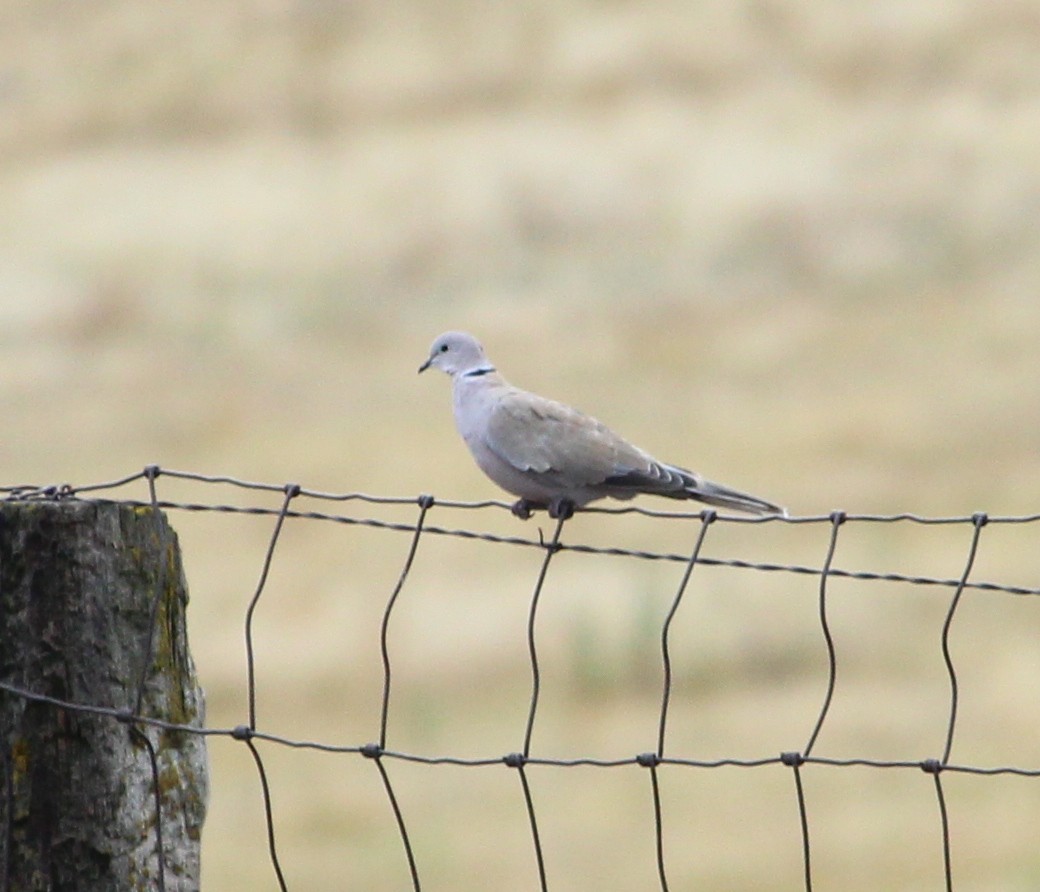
(418, 357, 432, 374)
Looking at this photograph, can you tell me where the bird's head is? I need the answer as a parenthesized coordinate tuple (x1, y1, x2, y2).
(418, 331, 494, 377)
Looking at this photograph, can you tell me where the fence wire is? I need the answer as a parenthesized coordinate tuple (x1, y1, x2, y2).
(2, 465, 1040, 891)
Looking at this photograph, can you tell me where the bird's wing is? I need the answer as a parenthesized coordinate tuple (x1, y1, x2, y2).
(483, 387, 659, 488)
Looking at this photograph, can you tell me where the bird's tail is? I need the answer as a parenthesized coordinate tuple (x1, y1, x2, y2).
(677, 468, 787, 517)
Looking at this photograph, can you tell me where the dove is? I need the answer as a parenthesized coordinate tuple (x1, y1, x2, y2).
(419, 331, 786, 520)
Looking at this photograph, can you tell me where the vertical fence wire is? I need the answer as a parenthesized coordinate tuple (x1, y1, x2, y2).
(787, 509, 847, 892)
(132, 465, 169, 715)
(931, 770, 953, 892)
(378, 495, 435, 749)
(930, 511, 987, 891)
(656, 510, 716, 758)
(512, 513, 570, 892)
(236, 483, 302, 890)
(244, 484, 301, 731)
(522, 514, 569, 759)
(367, 749, 422, 892)
(790, 761, 812, 892)
(802, 511, 846, 758)
(647, 762, 669, 892)
(516, 761, 550, 892)
(939, 512, 987, 766)
(647, 509, 716, 892)
(130, 727, 167, 892)
(241, 733, 289, 892)
(370, 494, 436, 892)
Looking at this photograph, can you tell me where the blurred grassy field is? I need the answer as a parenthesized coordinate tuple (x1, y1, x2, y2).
(3, 2, 1040, 889)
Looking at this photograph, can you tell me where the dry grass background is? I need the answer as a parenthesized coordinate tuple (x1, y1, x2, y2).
(3, 2, 1040, 889)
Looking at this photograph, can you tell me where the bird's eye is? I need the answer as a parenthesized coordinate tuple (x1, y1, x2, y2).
(439, 344, 449, 353)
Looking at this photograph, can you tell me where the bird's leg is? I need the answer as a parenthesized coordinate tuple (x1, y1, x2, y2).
(511, 498, 542, 520)
(547, 496, 576, 520)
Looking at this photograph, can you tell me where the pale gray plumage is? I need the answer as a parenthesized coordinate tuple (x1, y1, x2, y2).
(419, 331, 786, 520)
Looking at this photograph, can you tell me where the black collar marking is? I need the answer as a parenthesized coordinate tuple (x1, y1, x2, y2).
(462, 366, 497, 378)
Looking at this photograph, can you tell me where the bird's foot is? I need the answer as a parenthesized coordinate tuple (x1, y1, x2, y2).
(547, 497, 576, 520)
(510, 498, 541, 520)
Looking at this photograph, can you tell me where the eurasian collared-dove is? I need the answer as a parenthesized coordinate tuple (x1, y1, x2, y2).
(419, 331, 786, 520)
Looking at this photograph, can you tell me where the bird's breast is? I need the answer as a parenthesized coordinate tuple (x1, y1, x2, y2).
(451, 377, 497, 449)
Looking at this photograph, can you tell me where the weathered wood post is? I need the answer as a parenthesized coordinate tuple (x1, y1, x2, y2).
(0, 499, 206, 891)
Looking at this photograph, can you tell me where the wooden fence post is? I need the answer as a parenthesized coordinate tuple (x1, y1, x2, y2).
(0, 500, 206, 891)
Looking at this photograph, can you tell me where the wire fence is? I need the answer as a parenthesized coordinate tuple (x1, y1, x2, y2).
(3, 465, 1040, 891)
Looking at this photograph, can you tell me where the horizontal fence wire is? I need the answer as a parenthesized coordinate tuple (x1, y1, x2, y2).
(2, 465, 1040, 891)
